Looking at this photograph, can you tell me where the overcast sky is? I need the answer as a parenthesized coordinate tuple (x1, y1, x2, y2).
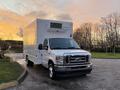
(0, 0, 120, 23)
(0, 0, 120, 40)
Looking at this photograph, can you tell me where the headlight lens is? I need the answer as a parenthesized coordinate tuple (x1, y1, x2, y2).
(86, 55, 91, 62)
(56, 56, 64, 64)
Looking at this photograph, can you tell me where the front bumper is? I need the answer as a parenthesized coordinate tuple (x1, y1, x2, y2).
(54, 63, 92, 75)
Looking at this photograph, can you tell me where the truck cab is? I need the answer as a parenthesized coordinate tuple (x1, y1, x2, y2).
(39, 38, 92, 79)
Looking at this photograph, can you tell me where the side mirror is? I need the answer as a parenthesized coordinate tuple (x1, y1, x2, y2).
(44, 46, 48, 50)
(38, 44, 42, 50)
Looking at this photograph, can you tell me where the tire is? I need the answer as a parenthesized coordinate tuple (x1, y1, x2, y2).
(82, 74, 87, 77)
(26, 55, 33, 67)
(48, 63, 56, 79)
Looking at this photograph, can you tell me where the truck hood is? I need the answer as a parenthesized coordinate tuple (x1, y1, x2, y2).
(51, 49, 91, 56)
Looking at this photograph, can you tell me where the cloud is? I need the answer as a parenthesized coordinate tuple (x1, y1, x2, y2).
(22, 0, 72, 21)
(0, 9, 25, 25)
(25, 10, 48, 18)
(0, 0, 120, 40)
(56, 14, 72, 21)
(0, 9, 27, 40)
(0, 0, 72, 20)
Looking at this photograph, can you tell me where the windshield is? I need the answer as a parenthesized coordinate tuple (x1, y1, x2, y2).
(49, 38, 80, 49)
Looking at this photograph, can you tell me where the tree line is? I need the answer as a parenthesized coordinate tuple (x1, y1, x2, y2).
(74, 13, 120, 53)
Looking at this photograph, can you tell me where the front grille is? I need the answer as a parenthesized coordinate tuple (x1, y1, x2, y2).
(64, 55, 89, 64)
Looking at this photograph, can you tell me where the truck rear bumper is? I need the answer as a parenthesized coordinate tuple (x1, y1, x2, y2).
(54, 63, 92, 76)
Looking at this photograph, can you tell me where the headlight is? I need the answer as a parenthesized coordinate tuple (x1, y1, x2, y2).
(86, 55, 91, 62)
(56, 56, 64, 64)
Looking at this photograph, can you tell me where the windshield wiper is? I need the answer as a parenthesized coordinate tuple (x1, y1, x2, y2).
(51, 47, 63, 49)
(51, 47, 80, 49)
(67, 47, 80, 49)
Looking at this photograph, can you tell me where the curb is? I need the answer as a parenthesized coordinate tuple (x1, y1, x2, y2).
(0, 58, 27, 90)
(17, 65, 28, 84)
(0, 81, 18, 90)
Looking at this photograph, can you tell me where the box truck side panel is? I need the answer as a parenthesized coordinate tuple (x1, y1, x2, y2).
(24, 22, 36, 47)
(24, 21, 41, 64)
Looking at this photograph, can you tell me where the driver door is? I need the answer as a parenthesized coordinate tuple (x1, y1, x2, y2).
(42, 39, 49, 67)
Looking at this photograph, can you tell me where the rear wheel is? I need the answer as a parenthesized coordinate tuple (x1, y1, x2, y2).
(26, 55, 33, 67)
(48, 62, 56, 79)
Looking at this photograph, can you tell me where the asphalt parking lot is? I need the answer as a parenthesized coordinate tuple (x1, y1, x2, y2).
(6, 54, 120, 90)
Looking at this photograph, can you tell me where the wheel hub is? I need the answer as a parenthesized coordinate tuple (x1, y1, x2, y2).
(49, 66, 53, 78)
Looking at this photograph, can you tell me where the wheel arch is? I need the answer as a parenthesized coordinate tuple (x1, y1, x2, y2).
(48, 59, 54, 65)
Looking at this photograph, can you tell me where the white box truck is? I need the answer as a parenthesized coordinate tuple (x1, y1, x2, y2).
(24, 19, 92, 79)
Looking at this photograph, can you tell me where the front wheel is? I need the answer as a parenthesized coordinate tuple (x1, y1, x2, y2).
(48, 63, 56, 79)
(26, 55, 33, 67)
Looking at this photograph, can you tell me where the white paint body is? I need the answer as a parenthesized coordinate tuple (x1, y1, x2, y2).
(24, 19, 92, 69)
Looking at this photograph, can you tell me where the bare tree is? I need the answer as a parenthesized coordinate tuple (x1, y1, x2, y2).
(101, 13, 120, 53)
(74, 23, 93, 51)
(74, 12, 120, 53)
(17, 27, 23, 38)
(93, 23, 108, 52)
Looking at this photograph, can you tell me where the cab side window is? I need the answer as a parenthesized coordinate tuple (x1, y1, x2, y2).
(43, 39, 48, 49)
